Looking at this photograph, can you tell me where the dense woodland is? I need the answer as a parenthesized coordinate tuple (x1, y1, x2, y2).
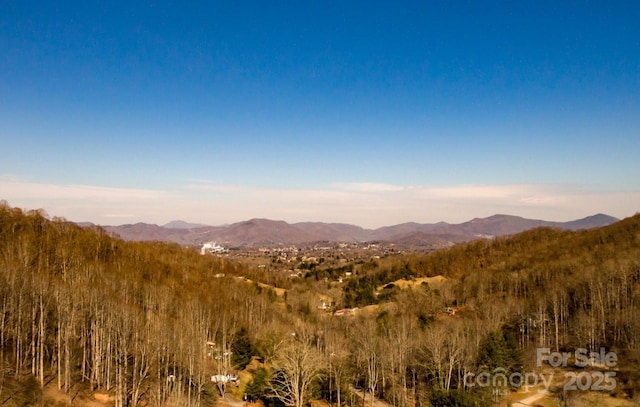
(1, 201, 640, 406)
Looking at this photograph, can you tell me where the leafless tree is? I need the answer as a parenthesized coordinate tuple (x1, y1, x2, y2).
(269, 333, 323, 407)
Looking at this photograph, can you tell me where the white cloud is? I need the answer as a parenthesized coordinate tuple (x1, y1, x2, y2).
(0, 180, 166, 201)
(0, 180, 169, 224)
(1, 179, 638, 228)
(333, 182, 407, 192)
(103, 213, 137, 219)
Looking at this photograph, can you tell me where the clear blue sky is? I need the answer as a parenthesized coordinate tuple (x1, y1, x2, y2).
(1, 1, 639, 227)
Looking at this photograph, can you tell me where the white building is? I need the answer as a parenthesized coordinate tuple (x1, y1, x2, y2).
(201, 242, 228, 255)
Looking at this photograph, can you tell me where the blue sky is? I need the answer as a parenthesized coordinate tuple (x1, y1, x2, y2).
(1, 1, 639, 227)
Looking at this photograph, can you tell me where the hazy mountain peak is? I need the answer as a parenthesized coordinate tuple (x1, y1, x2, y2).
(163, 220, 207, 229)
(562, 213, 619, 230)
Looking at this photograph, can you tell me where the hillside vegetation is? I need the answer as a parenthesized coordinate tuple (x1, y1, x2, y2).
(1, 201, 639, 406)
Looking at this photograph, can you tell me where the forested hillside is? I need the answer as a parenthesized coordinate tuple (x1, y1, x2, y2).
(0, 202, 281, 406)
(1, 202, 639, 406)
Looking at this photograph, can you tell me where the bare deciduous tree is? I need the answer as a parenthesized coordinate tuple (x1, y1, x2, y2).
(269, 334, 323, 407)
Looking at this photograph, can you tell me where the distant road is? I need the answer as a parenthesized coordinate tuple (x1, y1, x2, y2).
(349, 385, 394, 407)
(219, 393, 246, 407)
(511, 390, 548, 407)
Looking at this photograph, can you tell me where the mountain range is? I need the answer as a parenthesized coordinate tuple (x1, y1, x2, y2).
(100, 213, 620, 248)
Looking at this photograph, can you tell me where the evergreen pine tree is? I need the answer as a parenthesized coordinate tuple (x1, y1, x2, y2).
(232, 327, 253, 369)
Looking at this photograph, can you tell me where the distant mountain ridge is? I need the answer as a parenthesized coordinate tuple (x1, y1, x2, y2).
(100, 213, 620, 248)
(163, 220, 208, 229)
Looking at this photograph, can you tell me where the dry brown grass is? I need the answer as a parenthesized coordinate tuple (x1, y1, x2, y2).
(377, 275, 447, 291)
